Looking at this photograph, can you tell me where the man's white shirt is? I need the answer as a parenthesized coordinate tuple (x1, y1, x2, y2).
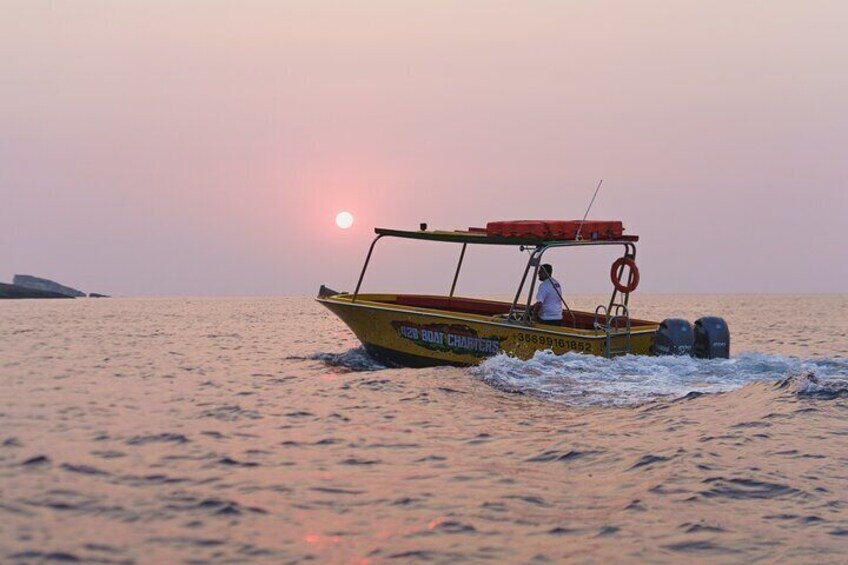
(536, 278, 563, 320)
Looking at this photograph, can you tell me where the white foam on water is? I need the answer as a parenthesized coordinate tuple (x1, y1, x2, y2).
(790, 371, 848, 396)
(311, 348, 388, 372)
(471, 351, 848, 407)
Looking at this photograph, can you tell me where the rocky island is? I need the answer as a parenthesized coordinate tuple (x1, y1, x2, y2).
(0, 282, 73, 299)
(13, 274, 86, 297)
(0, 275, 108, 299)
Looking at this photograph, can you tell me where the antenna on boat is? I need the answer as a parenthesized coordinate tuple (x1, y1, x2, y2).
(575, 179, 604, 241)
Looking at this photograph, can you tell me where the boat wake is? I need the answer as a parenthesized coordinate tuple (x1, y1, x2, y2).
(310, 348, 388, 372)
(472, 351, 848, 407)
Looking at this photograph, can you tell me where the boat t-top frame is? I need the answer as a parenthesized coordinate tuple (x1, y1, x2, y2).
(352, 227, 639, 327)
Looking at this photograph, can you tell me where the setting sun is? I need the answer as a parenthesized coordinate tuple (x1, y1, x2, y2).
(335, 211, 354, 229)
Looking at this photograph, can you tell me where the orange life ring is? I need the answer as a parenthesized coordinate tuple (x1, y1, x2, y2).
(610, 257, 640, 293)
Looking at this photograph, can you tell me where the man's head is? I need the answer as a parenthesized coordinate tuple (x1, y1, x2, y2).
(538, 264, 553, 281)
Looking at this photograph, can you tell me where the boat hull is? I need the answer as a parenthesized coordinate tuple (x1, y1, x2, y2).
(318, 294, 658, 367)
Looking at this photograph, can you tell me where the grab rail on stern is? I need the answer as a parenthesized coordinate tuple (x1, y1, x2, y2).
(595, 304, 632, 358)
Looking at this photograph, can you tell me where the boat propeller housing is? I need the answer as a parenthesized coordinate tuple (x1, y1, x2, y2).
(654, 319, 694, 356)
(693, 317, 730, 359)
(656, 317, 729, 359)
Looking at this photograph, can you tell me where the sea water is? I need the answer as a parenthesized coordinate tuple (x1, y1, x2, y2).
(1, 295, 847, 563)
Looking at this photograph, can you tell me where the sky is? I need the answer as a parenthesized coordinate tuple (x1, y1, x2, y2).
(2, 1, 846, 296)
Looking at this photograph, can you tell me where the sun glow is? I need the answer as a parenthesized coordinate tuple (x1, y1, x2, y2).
(336, 211, 354, 229)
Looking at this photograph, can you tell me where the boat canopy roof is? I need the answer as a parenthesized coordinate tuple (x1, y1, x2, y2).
(374, 227, 639, 246)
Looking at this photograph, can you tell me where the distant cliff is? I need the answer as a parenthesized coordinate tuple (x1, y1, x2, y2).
(0, 282, 73, 299)
(12, 274, 86, 298)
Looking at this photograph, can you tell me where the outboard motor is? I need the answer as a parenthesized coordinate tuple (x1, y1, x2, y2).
(693, 317, 730, 359)
(654, 319, 694, 355)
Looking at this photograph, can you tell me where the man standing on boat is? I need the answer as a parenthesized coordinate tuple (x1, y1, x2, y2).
(533, 264, 563, 325)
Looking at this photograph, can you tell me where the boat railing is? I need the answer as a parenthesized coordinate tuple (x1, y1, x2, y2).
(350, 230, 641, 340)
(596, 303, 632, 357)
(593, 305, 608, 331)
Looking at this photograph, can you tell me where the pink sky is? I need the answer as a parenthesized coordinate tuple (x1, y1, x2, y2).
(2, 1, 846, 296)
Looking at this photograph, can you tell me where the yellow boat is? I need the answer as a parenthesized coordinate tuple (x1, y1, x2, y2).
(317, 222, 729, 367)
